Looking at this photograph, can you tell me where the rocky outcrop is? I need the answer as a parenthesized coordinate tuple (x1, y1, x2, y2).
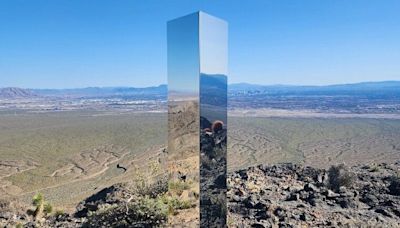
(2, 159, 400, 227)
(0, 177, 168, 227)
(0, 200, 30, 227)
(75, 183, 132, 218)
(228, 162, 400, 227)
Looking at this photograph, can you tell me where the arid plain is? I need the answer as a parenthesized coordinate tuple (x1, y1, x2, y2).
(0, 110, 167, 210)
(1, 111, 400, 210)
(1, 83, 400, 227)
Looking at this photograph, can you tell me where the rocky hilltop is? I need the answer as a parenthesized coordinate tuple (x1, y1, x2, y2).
(0, 178, 169, 227)
(2, 161, 400, 227)
(228, 162, 400, 227)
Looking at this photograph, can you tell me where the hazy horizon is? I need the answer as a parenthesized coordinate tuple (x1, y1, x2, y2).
(1, 79, 400, 90)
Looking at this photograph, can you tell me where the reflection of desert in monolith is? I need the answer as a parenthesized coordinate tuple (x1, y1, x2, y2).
(200, 73, 227, 227)
(168, 97, 200, 226)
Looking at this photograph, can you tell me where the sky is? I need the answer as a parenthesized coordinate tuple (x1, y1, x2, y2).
(0, 0, 399, 89)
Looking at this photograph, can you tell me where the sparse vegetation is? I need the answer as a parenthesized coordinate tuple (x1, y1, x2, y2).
(228, 117, 400, 171)
(2, 108, 400, 226)
(167, 197, 194, 210)
(32, 193, 52, 220)
(0, 111, 167, 208)
(168, 181, 191, 196)
(85, 195, 168, 227)
(43, 203, 53, 214)
(83, 175, 196, 227)
(2, 113, 400, 210)
(328, 164, 355, 192)
(134, 176, 169, 198)
(149, 160, 161, 175)
(158, 194, 195, 216)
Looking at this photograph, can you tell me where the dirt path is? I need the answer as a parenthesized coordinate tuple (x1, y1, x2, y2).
(19, 151, 131, 197)
(0, 162, 39, 195)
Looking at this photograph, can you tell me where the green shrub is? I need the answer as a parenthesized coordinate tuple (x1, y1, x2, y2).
(43, 203, 53, 214)
(134, 175, 168, 198)
(31, 192, 53, 221)
(32, 193, 43, 208)
(83, 175, 195, 226)
(85, 196, 168, 227)
(32, 193, 53, 220)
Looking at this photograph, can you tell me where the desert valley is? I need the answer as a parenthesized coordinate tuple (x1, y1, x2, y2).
(1, 81, 400, 227)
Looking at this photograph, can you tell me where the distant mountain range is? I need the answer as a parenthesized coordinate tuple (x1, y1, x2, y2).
(31, 85, 167, 98)
(1, 81, 400, 99)
(0, 87, 37, 98)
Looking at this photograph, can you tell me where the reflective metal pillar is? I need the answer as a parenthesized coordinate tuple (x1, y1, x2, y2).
(168, 11, 228, 227)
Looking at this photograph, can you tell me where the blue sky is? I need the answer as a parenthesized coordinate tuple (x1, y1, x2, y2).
(0, 0, 399, 89)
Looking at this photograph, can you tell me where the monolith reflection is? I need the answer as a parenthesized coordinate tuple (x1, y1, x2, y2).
(168, 11, 227, 227)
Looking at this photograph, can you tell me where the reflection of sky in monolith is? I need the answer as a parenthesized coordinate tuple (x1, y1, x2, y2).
(167, 13, 199, 99)
(199, 12, 228, 76)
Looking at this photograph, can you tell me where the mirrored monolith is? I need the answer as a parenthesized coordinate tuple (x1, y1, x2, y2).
(168, 11, 228, 227)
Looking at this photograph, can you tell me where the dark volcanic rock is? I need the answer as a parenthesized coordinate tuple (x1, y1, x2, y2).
(388, 176, 400, 196)
(228, 162, 400, 227)
(2, 158, 400, 227)
(75, 183, 130, 218)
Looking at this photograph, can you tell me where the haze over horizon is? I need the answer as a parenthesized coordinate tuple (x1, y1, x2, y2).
(1, 80, 400, 90)
(1, 0, 399, 88)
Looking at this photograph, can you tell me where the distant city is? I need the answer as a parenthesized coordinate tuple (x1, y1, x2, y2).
(1, 81, 400, 116)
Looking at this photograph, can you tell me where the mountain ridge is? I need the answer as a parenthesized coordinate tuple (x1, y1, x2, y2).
(1, 81, 400, 98)
(229, 80, 400, 90)
(0, 87, 37, 99)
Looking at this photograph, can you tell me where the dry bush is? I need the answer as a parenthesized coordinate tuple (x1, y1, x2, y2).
(134, 175, 168, 198)
(168, 181, 191, 196)
(328, 164, 355, 192)
(85, 196, 168, 227)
